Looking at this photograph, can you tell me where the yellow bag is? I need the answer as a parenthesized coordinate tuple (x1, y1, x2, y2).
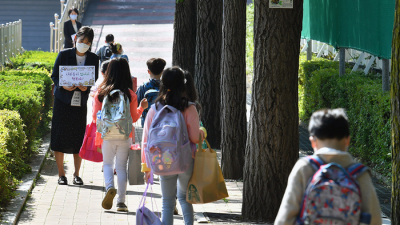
(186, 136, 229, 204)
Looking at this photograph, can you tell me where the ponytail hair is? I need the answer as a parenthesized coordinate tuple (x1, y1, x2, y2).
(109, 42, 122, 54)
(155, 67, 189, 111)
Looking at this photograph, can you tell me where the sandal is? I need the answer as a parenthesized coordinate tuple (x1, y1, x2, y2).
(73, 176, 84, 185)
(58, 176, 68, 185)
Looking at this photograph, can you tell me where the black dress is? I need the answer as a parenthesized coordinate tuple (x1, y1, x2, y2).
(50, 48, 99, 154)
(51, 98, 87, 153)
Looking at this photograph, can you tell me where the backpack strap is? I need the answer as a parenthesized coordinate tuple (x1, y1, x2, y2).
(347, 163, 370, 178)
(305, 155, 325, 171)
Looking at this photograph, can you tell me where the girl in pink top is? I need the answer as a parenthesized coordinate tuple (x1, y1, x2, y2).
(92, 58, 148, 212)
(141, 67, 204, 225)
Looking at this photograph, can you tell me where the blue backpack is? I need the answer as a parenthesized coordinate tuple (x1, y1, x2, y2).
(141, 82, 159, 127)
(296, 156, 371, 225)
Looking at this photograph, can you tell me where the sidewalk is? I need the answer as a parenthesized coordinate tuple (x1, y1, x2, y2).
(16, 124, 244, 225)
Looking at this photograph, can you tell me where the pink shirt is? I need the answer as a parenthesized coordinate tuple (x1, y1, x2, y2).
(92, 89, 143, 138)
(141, 104, 202, 167)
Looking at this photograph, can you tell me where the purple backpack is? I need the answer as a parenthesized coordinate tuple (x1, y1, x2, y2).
(296, 156, 370, 225)
(145, 104, 192, 176)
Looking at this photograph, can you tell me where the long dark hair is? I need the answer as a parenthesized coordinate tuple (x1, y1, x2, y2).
(155, 67, 189, 111)
(97, 58, 133, 102)
(184, 71, 202, 118)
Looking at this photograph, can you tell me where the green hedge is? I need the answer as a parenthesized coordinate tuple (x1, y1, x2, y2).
(0, 69, 53, 135)
(0, 75, 46, 159)
(299, 66, 391, 176)
(0, 110, 27, 206)
(11, 51, 58, 72)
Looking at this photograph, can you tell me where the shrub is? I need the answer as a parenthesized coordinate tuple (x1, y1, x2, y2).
(300, 68, 391, 176)
(0, 76, 45, 160)
(0, 110, 27, 207)
(0, 69, 53, 136)
(11, 51, 57, 72)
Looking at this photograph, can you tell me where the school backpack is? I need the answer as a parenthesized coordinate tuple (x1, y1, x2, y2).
(296, 155, 370, 225)
(96, 90, 132, 140)
(141, 81, 160, 127)
(103, 45, 112, 61)
(144, 103, 192, 176)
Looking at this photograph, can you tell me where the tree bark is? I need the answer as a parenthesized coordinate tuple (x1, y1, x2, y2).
(172, 0, 197, 76)
(194, 0, 223, 148)
(220, 0, 247, 179)
(242, 0, 303, 222)
(391, 1, 400, 223)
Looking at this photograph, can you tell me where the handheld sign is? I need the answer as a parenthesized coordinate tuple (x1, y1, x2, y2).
(59, 66, 95, 86)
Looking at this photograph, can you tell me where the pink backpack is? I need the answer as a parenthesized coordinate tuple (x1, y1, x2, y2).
(145, 103, 192, 175)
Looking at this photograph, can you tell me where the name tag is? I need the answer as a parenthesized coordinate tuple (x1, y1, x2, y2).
(71, 91, 81, 107)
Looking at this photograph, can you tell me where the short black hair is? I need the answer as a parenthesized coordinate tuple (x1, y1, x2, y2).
(308, 108, 350, 140)
(68, 8, 79, 16)
(105, 34, 114, 43)
(147, 58, 166, 75)
(101, 60, 111, 74)
(75, 26, 94, 45)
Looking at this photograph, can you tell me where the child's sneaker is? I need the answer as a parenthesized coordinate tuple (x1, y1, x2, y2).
(116, 202, 128, 212)
(102, 187, 116, 210)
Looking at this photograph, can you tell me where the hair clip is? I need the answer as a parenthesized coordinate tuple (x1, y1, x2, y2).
(184, 78, 187, 84)
(167, 89, 171, 92)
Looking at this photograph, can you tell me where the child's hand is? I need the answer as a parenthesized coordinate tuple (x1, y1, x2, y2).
(63, 86, 77, 91)
(140, 98, 148, 109)
(144, 171, 152, 184)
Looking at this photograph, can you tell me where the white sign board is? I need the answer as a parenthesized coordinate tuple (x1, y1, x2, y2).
(59, 66, 95, 86)
(269, 0, 293, 8)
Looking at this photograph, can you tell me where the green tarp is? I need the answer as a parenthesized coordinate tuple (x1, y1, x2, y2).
(301, 0, 396, 59)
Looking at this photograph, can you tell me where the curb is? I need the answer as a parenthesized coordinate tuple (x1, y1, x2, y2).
(1, 132, 51, 225)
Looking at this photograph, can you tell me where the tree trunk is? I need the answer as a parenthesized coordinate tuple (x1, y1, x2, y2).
(391, 1, 400, 223)
(172, 0, 197, 76)
(220, 0, 247, 179)
(194, 0, 223, 148)
(242, 0, 303, 222)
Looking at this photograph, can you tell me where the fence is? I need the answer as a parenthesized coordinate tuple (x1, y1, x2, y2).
(0, 20, 23, 70)
(300, 39, 391, 91)
(50, 0, 90, 53)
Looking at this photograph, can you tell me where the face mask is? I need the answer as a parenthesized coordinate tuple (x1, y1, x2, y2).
(76, 42, 90, 53)
(70, 15, 78, 20)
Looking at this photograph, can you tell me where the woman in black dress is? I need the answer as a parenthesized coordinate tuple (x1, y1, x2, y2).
(64, 8, 82, 49)
(51, 26, 99, 185)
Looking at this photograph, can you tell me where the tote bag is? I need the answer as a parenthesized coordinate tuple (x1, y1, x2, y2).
(79, 122, 103, 162)
(186, 136, 229, 204)
(136, 172, 162, 225)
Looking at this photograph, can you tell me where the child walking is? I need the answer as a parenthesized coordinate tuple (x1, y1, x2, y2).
(110, 42, 129, 63)
(275, 108, 382, 225)
(141, 67, 205, 225)
(92, 58, 148, 212)
(136, 58, 166, 127)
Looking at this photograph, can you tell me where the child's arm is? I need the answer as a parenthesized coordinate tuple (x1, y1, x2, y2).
(274, 159, 312, 225)
(185, 105, 204, 144)
(358, 173, 382, 225)
(136, 85, 145, 107)
(129, 90, 144, 123)
(141, 107, 156, 172)
(92, 92, 102, 122)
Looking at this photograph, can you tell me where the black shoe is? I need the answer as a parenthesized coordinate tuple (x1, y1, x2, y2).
(73, 176, 84, 185)
(58, 176, 68, 185)
(116, 202, 128, 212)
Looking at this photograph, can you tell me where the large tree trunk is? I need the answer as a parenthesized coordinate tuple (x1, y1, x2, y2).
(194, 0, 223, 148)
(220, 0, 247, 179)
(391, 0, 400, 223)
(242, 0, 303, 222)
(172, 0, 197, 76)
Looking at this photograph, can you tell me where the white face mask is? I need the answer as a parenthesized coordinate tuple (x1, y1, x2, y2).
(76, 42, 90, 54)
(70, 14, 77, 20)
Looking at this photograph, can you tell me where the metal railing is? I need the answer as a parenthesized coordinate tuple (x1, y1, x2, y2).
(50, 0, 90, 53)
(0, 20, 23, 70)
